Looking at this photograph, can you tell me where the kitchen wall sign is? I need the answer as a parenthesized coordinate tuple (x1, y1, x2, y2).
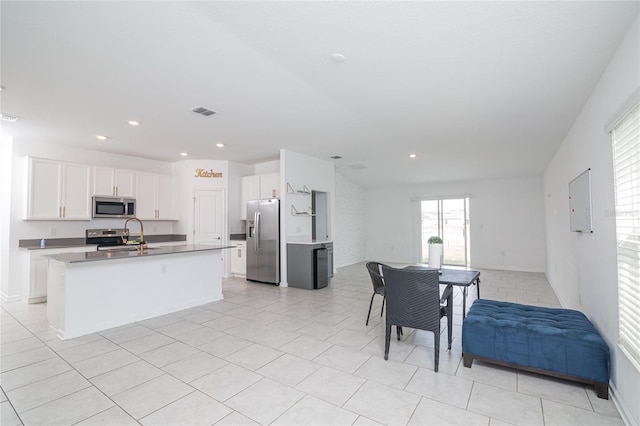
(194, 168, 223, 178)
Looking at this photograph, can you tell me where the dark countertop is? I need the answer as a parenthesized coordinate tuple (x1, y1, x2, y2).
(19, 234, 187, 251)
(287, 239, 333, 245)
(46, 244, 233, 264)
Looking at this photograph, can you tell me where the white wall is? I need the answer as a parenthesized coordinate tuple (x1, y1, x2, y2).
(543, 16, 639, 426)
(227, 161, 254, 235)
(254, 160, 280, 175)
(4, 140, 177, 301)
(334, 172, 366, 267)
(173, 159, 228, 242)
(365, 176, 546, 272)
(281, 150, 335, 239)
(1, 137, 14, 300)
(280, 149, 336, 286)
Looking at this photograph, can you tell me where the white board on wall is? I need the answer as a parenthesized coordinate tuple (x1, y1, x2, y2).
(569, 168, 593, 233)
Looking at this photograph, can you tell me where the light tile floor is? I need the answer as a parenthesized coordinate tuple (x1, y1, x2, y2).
(0, 263, 623, 425)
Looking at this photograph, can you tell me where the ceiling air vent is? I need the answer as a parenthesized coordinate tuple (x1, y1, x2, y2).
(192, 107, 216, 116)
(0, 113, 19, 122)
(330, 155, 342, 159)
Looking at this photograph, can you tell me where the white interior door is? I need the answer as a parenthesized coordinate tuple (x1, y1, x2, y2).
(194, 190, 223, 244)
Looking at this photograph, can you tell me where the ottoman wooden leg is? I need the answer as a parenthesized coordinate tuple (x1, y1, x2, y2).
(463, 353, 473, 368)
(595, 382, 609, 400)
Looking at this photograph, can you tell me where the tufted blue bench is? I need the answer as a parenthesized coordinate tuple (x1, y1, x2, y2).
(462, 299, 610, 399)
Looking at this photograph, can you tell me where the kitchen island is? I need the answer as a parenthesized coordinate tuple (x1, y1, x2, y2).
(47, 244, 231, 339)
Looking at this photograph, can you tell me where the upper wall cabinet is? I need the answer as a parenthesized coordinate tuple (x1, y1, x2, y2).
(135, 172, 179, 220)
(93, 167, 136, 197)
(259, 173, 280, 199)
(240, 173, 280, 220)
(25, 157, 92, 220)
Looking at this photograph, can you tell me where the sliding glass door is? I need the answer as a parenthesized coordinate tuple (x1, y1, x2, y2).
(420, 198, 470, 266)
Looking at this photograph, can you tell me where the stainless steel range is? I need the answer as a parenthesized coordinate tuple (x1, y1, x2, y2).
(86, 228, 139, 251)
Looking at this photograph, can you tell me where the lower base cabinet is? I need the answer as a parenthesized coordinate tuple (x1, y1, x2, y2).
(22, 246, 94, 303)
(287, 243, 332, 290)
(230, 241, 247, 276)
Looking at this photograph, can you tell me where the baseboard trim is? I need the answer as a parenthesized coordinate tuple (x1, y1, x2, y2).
(1, 292, 22, 303)
(610, 381, 636, 426)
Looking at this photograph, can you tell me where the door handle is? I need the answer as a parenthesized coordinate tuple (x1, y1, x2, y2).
(255, 211, 260, 251)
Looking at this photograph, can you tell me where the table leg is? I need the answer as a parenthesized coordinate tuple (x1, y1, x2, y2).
(462, 287, 468, 320)
(447, 290, 453, 350)
(476, 278, 481, 299)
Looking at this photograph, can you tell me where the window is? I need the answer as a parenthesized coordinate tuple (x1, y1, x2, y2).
(418, 198, 470, 266)
(612, 103, 640, 371)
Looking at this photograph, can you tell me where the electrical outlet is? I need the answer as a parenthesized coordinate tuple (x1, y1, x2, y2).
(50, 228, 57, 237)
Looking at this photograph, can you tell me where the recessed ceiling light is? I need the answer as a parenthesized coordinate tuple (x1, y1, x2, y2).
(96, 135, 108, 141)
(329, 53, 346, 63)
(128, 120, 140, 126)
(180, 152, 188, 157)
(216, 143, 224, 148)
(409, 154, 417, 158)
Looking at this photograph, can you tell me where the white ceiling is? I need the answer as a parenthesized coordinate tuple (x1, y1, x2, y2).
(1, 1, 638, 188)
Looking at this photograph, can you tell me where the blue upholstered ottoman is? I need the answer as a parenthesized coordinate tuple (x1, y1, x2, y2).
(462, 299, 610, 399)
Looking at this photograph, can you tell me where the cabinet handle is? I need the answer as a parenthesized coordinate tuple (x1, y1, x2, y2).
(59, 206, 62, 218)
(63, 206, 65, 217)
(115, 186, 118, 196)
(238, 248, 242, 257)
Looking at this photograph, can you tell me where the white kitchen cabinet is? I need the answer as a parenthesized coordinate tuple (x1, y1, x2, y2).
(230, 241, 247, 276)
(240, 173, 280, 220)
(93, 167, 136, 197)
(240, 176, 259, 220)
(259, 173, 280, 199)
(29, 258, 49, 303)
(135, 172, 178, 220)
(26, 157, 92, 220)
(22, 246, 94, 303)
(156, 174, 178, 220)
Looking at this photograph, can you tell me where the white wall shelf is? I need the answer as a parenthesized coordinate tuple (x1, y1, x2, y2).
(286, 183, 311, 195)
(290, 205, 315, 216)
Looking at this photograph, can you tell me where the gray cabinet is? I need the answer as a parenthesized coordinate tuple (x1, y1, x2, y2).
(287, 242, 332, 289)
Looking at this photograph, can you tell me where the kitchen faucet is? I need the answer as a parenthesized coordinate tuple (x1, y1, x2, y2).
(122, 217, 147, 253)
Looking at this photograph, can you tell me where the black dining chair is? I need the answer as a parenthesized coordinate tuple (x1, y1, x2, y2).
(381, 265, 453, 372)
(365, 262, 386, 326)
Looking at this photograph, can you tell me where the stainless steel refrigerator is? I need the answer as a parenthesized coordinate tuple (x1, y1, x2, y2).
(246, 199, 280, 285)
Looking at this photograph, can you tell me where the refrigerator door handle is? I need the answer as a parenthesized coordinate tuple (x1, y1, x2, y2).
(255, 211, 261, 251)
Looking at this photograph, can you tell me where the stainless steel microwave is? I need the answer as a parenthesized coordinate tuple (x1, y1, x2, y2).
(92, 196, 136, 218)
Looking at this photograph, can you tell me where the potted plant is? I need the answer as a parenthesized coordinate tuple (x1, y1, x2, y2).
(427, 236, 443, 269)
